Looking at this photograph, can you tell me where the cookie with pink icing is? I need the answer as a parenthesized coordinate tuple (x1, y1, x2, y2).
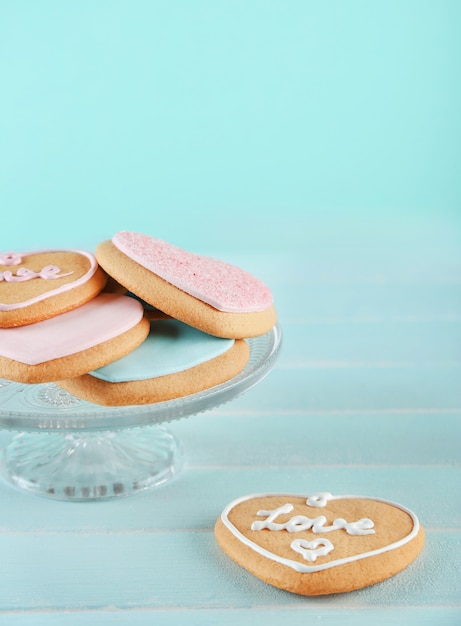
(95, 232, 277, 338)
(0, 293, 150, 384)
(215, 492, 425, 596)
(0, 249, 107, 327)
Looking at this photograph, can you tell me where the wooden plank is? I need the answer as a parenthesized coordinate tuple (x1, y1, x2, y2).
(170, 411, 461, 466)
(2, 407, 458, 478)
(0, 530, 456, 611)
(0, 607, 460, 626)
(227, 366, 461, 412)
(276, 321, 461, 366)
(0, 466, 458, 532)
(273, 284, 461, 323)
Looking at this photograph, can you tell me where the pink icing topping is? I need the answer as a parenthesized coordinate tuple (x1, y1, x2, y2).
(0, 249, 98, 312)
(0, 252, 22, 266)
(0, 265, 73, 283)
(112, 232, 273, 313)
(0, 293, 144, 365)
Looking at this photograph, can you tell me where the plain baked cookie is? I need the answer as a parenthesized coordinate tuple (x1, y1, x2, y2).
(0, 249, 107, 327)
(56, 317, 250, 405)
(95, 231, 277, 339)
(215, 491, 425, 596)
(0, 293, 150, 384)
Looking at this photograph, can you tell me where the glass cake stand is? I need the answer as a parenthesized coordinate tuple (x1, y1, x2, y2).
(0, 324, 281, 501)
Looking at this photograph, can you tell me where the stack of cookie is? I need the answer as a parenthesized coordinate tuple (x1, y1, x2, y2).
(0, 232, 277, 406)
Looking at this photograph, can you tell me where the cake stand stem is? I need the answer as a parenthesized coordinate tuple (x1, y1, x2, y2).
(0, 425, 182, 500)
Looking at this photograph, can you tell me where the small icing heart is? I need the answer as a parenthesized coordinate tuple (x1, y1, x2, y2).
(291, 538, 334, 562)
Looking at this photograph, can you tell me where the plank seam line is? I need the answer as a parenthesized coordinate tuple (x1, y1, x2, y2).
(1, 604, 460, 615)
(0, 527, 456, 536)
(210, 408, 461, 415)
(286, 316, 461, 323)
(276, 361, 461, 369)
(184, 463, 461, 470)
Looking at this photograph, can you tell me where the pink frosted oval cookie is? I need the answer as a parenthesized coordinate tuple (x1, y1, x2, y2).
(0, 293, 150, 384)
(112, 231, 273, 313)
(215, 492, 425, 596)
(0, 249, 107, 327)
(95, 232, 277, 338)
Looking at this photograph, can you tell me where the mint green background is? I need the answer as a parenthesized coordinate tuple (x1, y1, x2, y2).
(1, 0, 460, 252)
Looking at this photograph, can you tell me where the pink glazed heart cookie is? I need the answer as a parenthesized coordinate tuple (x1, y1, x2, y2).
(0, 293, 150, 384)
(0, 249, 107, 327)
(95, 232, 277, 338)
(215, 492, 425, 596)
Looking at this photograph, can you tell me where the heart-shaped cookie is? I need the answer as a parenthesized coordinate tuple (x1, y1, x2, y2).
(0, 249, 107, 327)
(56, 317, 250, 406)
(215, 492, 425, 595)
(0, 293, 150, 384)
(95, 232, 277, 338)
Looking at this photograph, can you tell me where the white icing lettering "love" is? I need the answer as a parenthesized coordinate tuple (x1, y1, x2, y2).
(251, 503, 375, 536)
(0, 266, 73, 283)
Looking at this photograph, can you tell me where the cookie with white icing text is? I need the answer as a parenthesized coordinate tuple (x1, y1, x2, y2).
(95, 231, 277, 339)
(0, 249, 107, 327)
(56, 317, 250, 405)
(215, 492, 424, 596)
(0, 293, 150, 384)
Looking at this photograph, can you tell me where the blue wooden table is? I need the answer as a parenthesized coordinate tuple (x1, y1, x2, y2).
(0, 215, 459, 625)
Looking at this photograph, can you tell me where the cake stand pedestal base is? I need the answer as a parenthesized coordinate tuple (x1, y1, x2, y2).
(0, 425, 182, 500)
